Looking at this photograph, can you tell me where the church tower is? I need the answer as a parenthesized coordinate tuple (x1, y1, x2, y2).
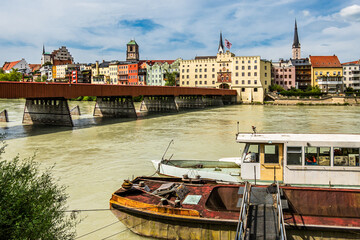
(126, 39, 139, 62)
(292, 20, 301, 59)
(218, 32, 224, 54)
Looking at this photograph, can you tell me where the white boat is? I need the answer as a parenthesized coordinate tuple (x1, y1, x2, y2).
(152, 132, 360, 188)
(151, 158, 242, 182)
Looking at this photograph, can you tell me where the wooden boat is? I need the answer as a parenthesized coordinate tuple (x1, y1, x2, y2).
(110, 176, 360, 240)
(154, 132, 360, 188)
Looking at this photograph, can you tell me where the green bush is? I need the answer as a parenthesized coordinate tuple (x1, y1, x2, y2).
(0, 143, 78, 239)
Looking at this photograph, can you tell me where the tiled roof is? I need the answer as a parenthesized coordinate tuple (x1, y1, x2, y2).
(195, 56, 217, 60)
(309, 56, 341, 68)
(29, 64, 41, 72)
(144, 60, 175, 66)
(127, 40, 138, 45)
(2, 60, 21, 71)
(342, 60, 360, 66)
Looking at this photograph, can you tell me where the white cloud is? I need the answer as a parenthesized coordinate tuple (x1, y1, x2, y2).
(339, 4, 360, 21)
(302, 10, 310, 16)
(0, 1, 359, 65)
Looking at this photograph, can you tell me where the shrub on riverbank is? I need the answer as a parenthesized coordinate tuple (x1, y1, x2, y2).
(0, 143, 79, 239)
(271, 85, 324, 97)
(72, 96, 96, 101)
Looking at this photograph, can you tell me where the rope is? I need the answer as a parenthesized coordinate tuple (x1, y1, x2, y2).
(75, 221, 120, 239)
(63, 208, 111, 212)
(101, 219, 145, 240)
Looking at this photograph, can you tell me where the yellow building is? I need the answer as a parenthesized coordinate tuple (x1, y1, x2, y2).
(179, 51, 271, 103)
(309, 55, 343, 93)
(109, 61, 119, 85)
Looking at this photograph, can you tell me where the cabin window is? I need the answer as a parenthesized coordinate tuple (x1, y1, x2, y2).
(287, 147, 302, 165)
(264, 145, 279, 164)
(305, 147, 330, 166)
(334, 147, 359, 166)
(244, 144, 259, 163)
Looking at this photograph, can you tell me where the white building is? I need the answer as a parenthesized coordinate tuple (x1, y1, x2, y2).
(342, 61, 360, 90)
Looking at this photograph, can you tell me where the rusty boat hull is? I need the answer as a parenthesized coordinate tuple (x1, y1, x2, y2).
(110, 177, 360, 240)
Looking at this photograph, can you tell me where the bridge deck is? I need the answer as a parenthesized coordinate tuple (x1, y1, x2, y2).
(0, 82, 237, 99)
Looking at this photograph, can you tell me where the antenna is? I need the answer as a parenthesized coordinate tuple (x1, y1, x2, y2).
(161, 139, 174, 161)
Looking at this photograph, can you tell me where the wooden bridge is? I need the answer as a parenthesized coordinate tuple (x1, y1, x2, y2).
(0, 82, 237, 126)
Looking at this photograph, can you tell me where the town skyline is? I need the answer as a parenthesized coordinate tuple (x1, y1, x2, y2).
(1, 0, 360, 65)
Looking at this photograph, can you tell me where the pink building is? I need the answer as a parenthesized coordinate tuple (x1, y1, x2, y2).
(271, 60, 296, 90)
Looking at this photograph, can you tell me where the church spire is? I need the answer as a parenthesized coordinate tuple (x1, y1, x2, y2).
(292, 20, 300, 48)
(218, 31, 224, 54)
(292, 19, 301, 59)
(43, 44, 45, 54)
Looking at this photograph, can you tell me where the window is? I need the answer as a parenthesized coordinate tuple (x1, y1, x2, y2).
(242, 80, 245, 84)
(334, 148, 359, 166)
(254, 65, 257, 70)
(235, 80, 238, 84)
(320, 71, 323, 75)
(199, 69, 202, 72)
(242, 73, 245, 76)
(195, 81, 198, 85)
(236, 72, 239, 76)
(187, 75, 189, 79)
(236, 66, 239, 70)
(254, 72, 257, 76)
(187, 81, 189, 85)
(212, 74, 215, 78)
(204, 69, 207, 72)
(199, 81, 202, 84)
(305, 147, 330, 166)
(195, 69, 198, 72)
(204, 81, 207, 84)
(212, 81, 215, 84)
(254, 88, 258, 92)
(248, 80, 251, 84)
(248, 60, 251, 63)
(195, 75, 197, 78)
(182, 81, 184, 85)
(264, 145, 279, 164)
(242, 66, 245, 70)
(248, 66, 251, 70)
(287, 147, 302, 165)
(212, 68, 215, 72)
(248, 72, 251, 76)
(254, 60, 257, 63)
(242, 88, 245, 92)
(244, 144, 260, 163)
(254, 80, 257, 84)
(187, 69, 189, 73)
(265, 66, 267, 70)
(265, 81, 267, 85)
(265, 73, 267, 77)
(204, 74, 207, 78)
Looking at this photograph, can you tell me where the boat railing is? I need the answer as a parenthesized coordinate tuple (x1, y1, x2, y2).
(235, 181, 251, 240)
(276, 181, 287, 240)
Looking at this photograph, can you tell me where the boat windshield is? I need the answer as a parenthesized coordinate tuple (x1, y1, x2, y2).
(243, 144, 260, 163)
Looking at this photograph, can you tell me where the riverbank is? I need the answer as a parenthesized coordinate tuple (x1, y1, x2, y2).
(262, 96, 359, 106)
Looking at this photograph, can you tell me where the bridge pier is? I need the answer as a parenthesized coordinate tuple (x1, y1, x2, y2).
(23, 98, 73, 127)
(203, 96, 224, 107)
(140, 96, 178, 113)
(93, 96, 137, 118)
(0, 110, 9, 122)
(175, 96, 205, 110)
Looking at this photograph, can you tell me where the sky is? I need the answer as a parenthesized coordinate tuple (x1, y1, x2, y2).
(1, 0, 360, 66)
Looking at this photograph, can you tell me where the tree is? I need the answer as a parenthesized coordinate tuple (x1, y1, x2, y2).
(0, 69, 22, 82)
(42, 74, 47, 82)
(0, 143, 78, 239)
(164, 70, 178, 86)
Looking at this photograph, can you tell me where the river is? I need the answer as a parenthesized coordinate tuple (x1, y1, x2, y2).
(1, 99, 360, 239)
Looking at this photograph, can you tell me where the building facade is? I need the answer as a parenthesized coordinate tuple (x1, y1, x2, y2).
(290, 58, 311, 90)
(145, 59, 181, 86)
(309, 55, 343, 93)
(2, 58, 30, 74)
(271, 60, 296, 90)
(41, 46, 74, 66)
(342, 60, 360, 90)
(179, 50, 271, 103)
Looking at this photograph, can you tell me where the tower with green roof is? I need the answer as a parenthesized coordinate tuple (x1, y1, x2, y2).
(126, 39, 139, 62)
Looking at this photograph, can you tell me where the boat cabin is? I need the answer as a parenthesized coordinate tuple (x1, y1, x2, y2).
(237, 133, 360, 187)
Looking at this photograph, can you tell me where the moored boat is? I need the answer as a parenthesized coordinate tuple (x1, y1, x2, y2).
(153, 132, 360, 188)
(110, 176, 360, 240)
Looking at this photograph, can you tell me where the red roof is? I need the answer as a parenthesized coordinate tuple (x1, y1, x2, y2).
(342, 60, 360, 66)
(309, 56, 341, 68)
(143, 60, 175, 66)
(29, 64, 41, 72)
(2, 60, 21, 71)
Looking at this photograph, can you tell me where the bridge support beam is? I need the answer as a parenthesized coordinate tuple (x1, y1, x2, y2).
(23, 98, 73, 127)
(175, 96, 205, 110)
(140, 96, 178, 113)
(93, 96, 137, 118)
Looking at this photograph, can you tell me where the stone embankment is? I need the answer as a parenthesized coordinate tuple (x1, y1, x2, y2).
(265, 94, 359, 105)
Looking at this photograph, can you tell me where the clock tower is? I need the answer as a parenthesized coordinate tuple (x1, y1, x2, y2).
(126, 39, 139, 62)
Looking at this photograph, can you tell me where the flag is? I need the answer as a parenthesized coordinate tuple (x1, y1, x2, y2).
(225, 39, 232, 49)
